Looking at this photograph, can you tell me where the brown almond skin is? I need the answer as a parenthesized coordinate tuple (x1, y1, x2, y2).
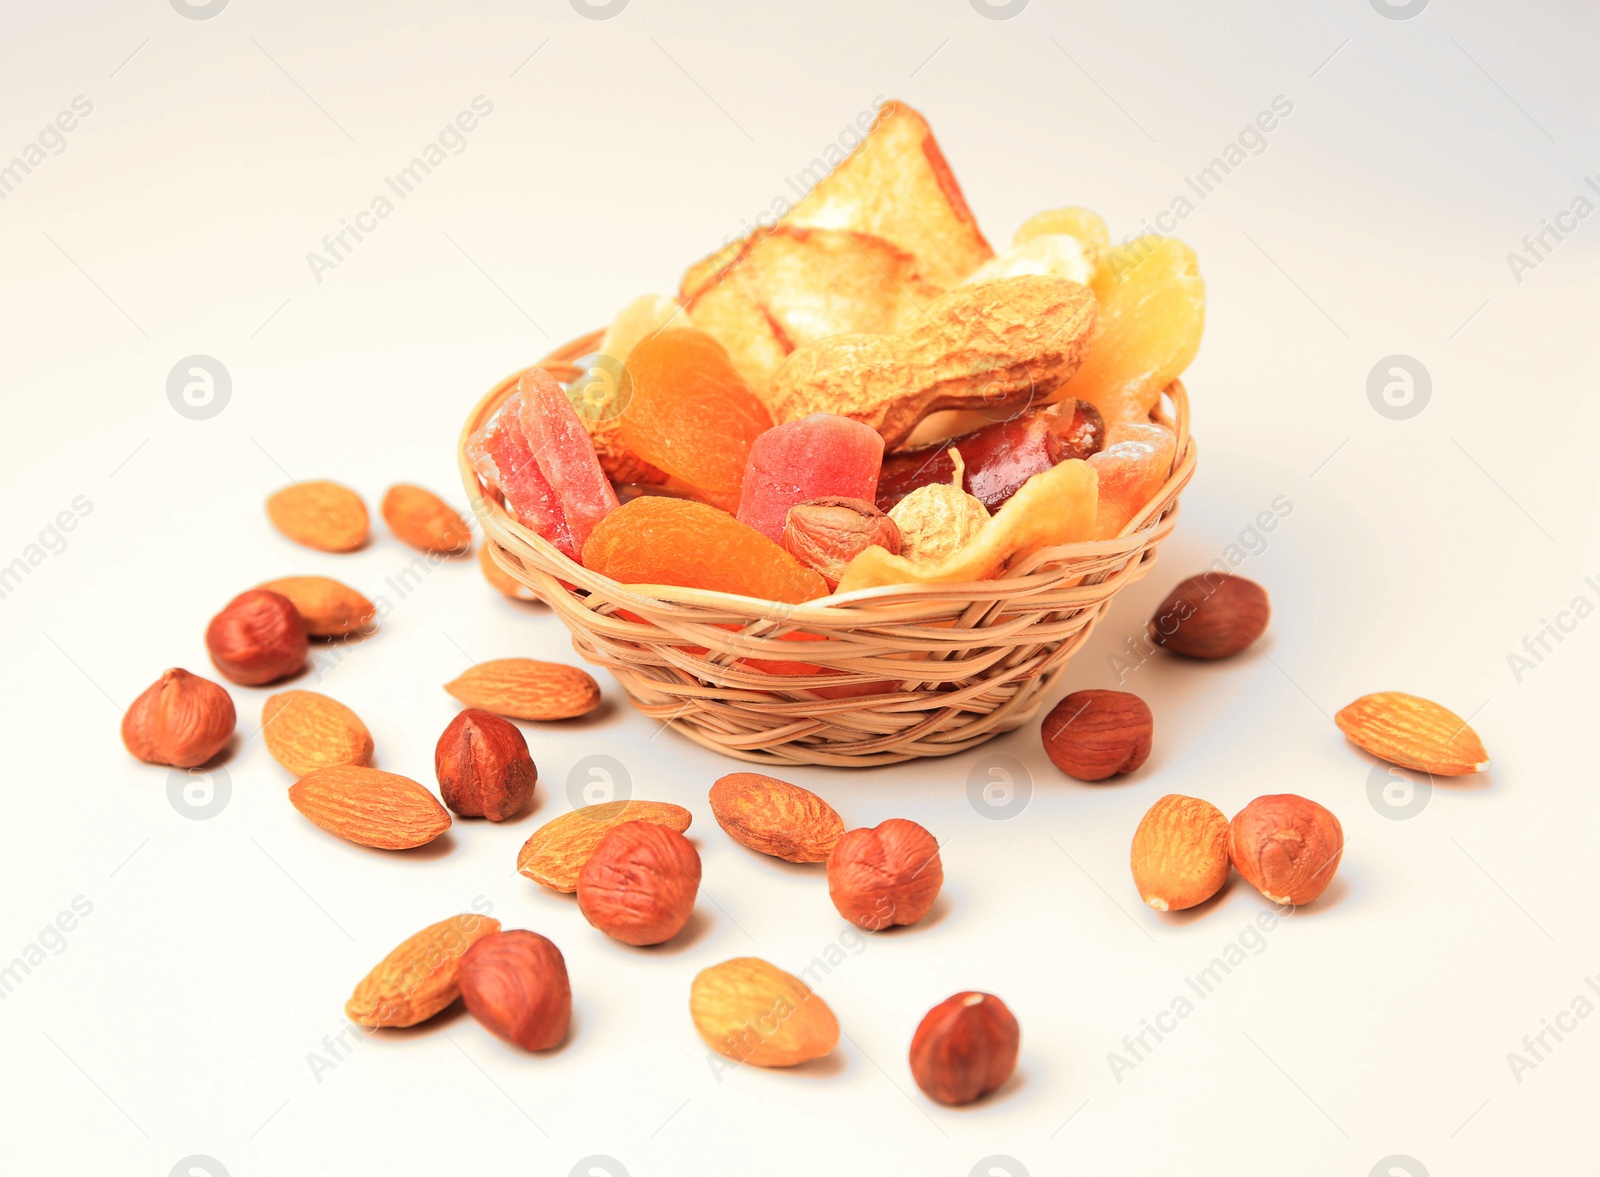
(346, 913, 500, 1028)
(827, 819, 942, 931)
(709, 773, 844, 863)
(257, 576, 376, 637)
(1040, 689, 1153, 781)
(383, 484, 473, 554)
(262, 690, 374, 776)
(1130, 794, 1230, 911)
(1149, 573, 1270, 660)
(288, 766, 452, 850)
(205, 590, 309, 686)
(267, 480, 369, 552)
(1335, 691, 1489, 776)
(1229, 794, 1343, 906)
(690, 957, 840, 1067)
(577, 821, 701, 946)
(910, 992, 1020, 1106)
(459, 930, 571, 1051)
(444, 659, 601, 721)
(517, 801, 694, 893)
(121, 668, 236, 767)
(435, 708, 537, 821)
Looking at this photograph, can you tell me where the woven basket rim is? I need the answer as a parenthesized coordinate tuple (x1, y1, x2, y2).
(457, 328, 1195, 614)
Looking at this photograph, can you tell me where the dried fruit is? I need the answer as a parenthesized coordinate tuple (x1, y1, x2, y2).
(261, 690, 373, 776)
(1148, 573, 1270, 660)
(468, 389, 578, 561)
(690, 957, 839, 1067)
(444, 658, 601, 721)
(345, 912, 500, 1028)
(767, 276, 1096, 452)
(1089, 421, 1177, 539)
(382, 484, 472, 554)
(1229, 795, 1343, 907)
(1014, 206, 1111, 272)
(737, 413, 886, 542)
(889, 450, 990, 564)
(909, 992, 1020, 1106)
(1130, 795, 1230, 912)
(571, 293, 681, 485)
(577, 821, 702, 946)
(781, 498, 901, 589)
(582, 496, 829, 604)
(121, 668, 235, 768)
(517, 800, 694, 893)
(517, 367, 621, 549)
(478, 543, 539, 602)
(266, 479, 370, 552)
(709, 772, 845, 863)
(1335, 691, 1489, 776)
(435, 708, 537, 821)
(257, 575, 376, 638)
(962, 233, 1095, 288)
(1040, 689, 1153, 782)
(205, 590, 309, 686)
(827, 818, 942, 931)
(459, 929, 571, 1051)
(288, 766, 452, 850)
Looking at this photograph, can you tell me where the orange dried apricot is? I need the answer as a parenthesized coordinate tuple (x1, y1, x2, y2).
(619, 329, 773, 511)
(581, 497, 828, 603)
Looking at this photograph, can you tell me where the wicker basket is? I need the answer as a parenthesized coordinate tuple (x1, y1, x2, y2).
(458, 329, 1196, 767)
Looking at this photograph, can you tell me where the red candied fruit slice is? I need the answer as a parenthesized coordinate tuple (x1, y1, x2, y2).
(517, 368, 619, 551)
(467, 390, 578, 561)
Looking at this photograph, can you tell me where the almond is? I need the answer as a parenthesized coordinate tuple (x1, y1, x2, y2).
(383, 483, 473, 554)
(288, 766, 451, 850)
(516, 799, 692, 892)
(709, 773, 844, 863)
(445, 659, 600, 721)
(266, 480, 370, 552)
(257, 575, 376, 637)
(479, 543, 539, 602)
(262, 690, 374, 776)
(121, 668, 236, 768)
(1129, 794, 1230, 912)
(1335, 691, 1488, 776)
(345, 912, 500, 1027)
(690, 957, 839, 1068)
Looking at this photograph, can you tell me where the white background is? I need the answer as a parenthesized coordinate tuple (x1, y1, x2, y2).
(1, 2, 1596, 1175)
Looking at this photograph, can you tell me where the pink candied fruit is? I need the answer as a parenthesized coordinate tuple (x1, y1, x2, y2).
(736, 413, 885, 542)
(516, 368, 619, 551)
(467, 389, 578, 561)
(1088, 421, 1177, 538)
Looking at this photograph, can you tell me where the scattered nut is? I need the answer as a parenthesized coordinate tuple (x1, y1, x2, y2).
(1040, 689, 1153, 781)
(444, 658, 600, 721)
(288, 766, 452, 850)
(690, 957, 839, 1067)
(827, 818, 943, 931)
(121, 668, 236, 768)
(1335, 691, 1489, 776)
(479, 543, 540, 602)
(262, 690, 373, 776)
(345, 912, 500, 1028)
(204, 589, 309, 686)
(782, 497, 901, 588)
(709, 772, 844, 863)
(909, 992, 1020, 1106)
(1130, 794, 1230, 911)
(266, 479, 370, 552)
(383, 483, 473, 554)
(257, 575, 376, 637)
(1148, 572, 1270, 660)
(517, 800, 694, 893)
(435, 708, 537, 822)
(459, 929, 571, 1051)
(577, 821, 702, 946)
(1229, 794, 1343, 907)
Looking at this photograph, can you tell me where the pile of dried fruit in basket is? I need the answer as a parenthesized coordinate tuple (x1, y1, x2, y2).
(469, 100, 1205, 598)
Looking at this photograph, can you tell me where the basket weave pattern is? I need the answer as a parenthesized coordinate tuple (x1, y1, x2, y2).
(459, 330, 1196, 767)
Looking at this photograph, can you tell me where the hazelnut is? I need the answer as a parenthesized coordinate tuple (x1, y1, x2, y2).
(458, 929, 571, 1051)
(1130, 794, 1231, 911)
(121, 668, 236, 767)
(577, 821, 701, 946)
(205, 589, 308, 686)
(435, 708, 537, 821)
(909, 992, 1020, 1106)
(1041, 689, 1153, 781)
(782, 497, 901, 588)
(1229, 794, 1343, 906)
(827, 818, 942, 931)
(1149, 573, 1270, 660)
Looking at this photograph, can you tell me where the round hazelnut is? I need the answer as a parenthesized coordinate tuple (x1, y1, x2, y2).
(205, 589, 308, 686)
(121, 668, 236, 768)
(782, 497, 901, 588)
(435, 708, 537, 821)
(1041, 689, 1153, 781)
(827, 818, 943, 931)
(1148, 573, 1270, 660)
(577, 821, 701, 946)
(909, 992, 1020, 1106)
(1229, 794, 1343, 906)
(459, 929, 571, 1051)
